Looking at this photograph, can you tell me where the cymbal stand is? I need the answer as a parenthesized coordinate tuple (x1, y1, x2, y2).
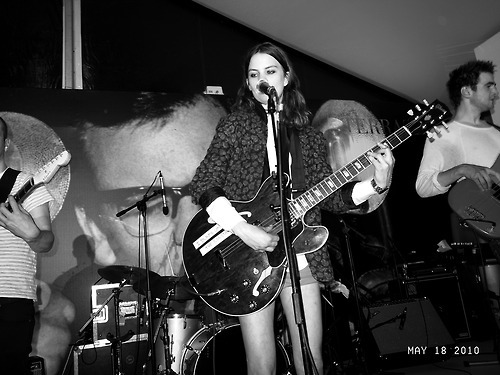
(107, 286, 136, 375)
(60, 280, 129, 375)
(116, 173, 164, 374)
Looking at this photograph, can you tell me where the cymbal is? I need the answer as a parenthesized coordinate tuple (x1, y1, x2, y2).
(98, 265, 161, 284)
(133, 275, 197, 301)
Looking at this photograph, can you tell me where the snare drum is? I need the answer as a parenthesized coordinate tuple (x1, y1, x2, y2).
(155, 314, 203, 375)
(180, 323, 292, 375)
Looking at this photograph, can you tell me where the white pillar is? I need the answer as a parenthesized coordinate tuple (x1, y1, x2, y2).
(474, 31, 500, 125)
(62, 0, 83, 89)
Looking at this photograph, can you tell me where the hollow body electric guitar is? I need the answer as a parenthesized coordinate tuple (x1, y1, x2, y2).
(448, 154, 500, 240)
(183, 100, 449, 316)
(5, 151, 71, 208)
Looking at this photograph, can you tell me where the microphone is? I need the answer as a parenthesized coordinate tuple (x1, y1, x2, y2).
(159, 171, 169, 215)
(399, 307, 407, 330)
(257, 80, 276, 95)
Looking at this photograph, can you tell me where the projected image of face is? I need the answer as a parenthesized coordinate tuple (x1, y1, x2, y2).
(74, 94, 226, 276)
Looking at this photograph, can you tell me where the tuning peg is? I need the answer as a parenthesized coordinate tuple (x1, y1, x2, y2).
(423, 99, 429, 106)
(441, 121, 449, 129)
(407, 109, 414, 116)
(415, 104, 422, 112)
(433, 126, 441, 135)
(426, 131, 436, 142)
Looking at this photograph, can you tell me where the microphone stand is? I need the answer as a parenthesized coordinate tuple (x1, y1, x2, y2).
(269, 94, 315, 375)
(116, 186, 163, 374)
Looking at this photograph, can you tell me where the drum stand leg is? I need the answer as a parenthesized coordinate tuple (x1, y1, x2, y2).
(145, 293, 178, 375)
(157, 308, 175, 374)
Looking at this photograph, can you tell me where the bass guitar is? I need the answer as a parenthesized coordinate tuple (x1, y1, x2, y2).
(183, 100, 449, 316)
(6, 151, 71, 208)
(448, 154, 500, 240)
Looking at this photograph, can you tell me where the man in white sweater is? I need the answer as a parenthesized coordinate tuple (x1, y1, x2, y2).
(416, 60, 500, 198)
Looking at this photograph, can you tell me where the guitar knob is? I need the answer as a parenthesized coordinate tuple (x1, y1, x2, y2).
(259, 284, 270, 294)
(248, 301, 257, 310)
(229, 294, 240, 304)
(242, 279, 252, 288)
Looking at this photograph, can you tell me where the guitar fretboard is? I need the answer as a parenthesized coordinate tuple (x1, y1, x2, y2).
(288, 125, 413, 220)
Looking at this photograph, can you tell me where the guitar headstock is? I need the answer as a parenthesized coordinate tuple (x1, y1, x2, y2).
(406, 99, 451, 141)
(32, 150, 72, 186)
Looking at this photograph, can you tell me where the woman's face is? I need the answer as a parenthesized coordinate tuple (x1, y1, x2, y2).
(246, 52, 289, 105)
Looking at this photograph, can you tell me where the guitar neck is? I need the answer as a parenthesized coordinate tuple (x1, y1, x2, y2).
(289, 125, 413, 219)
(13, 178, 35, 204)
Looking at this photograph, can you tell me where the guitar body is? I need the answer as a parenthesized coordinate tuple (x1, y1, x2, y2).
(448, 155, 500, 240)
(182, 176, 328, 316)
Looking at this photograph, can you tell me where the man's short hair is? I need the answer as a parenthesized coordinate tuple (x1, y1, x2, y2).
(0, 117, 8, 140)
(447, 60, 496, 109)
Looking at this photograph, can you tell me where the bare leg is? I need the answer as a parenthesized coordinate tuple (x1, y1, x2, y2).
(280, 282, 323, 375)
(239, 301, 277, 375)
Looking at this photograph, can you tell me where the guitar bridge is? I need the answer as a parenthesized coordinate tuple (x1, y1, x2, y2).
(215, 250, 229, 270)
(269, 204, 281, 222)
(464, 205, 485, 221)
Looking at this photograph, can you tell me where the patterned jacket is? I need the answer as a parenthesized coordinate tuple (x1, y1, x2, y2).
(190, 104, 359, 286)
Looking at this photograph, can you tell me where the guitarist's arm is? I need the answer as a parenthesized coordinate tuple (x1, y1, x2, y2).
(204, 194, 280, 253)
(0, 196, 54, 253)
(436, 163, 500, 192)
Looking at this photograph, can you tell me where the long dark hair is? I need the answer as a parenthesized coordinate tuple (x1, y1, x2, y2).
(233, 42, 311, 130)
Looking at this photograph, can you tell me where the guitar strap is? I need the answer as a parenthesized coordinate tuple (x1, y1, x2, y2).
(0, 168, 21, 202)
(289, 128, 306, 199)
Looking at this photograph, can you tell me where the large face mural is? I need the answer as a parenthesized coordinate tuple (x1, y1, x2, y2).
(0, 89, 227, 375)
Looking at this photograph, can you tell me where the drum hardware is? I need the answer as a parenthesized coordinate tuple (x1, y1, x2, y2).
(140, 290, 204, 375)
(149, 292, 176, 375)
(60, 279, 131, 375)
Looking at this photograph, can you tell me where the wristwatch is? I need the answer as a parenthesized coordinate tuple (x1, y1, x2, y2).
(371, 178, 388, 194)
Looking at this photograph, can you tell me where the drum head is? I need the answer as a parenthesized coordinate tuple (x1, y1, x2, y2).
(181, 323, 291, 375)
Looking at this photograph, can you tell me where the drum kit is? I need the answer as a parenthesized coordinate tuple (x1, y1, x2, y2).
(93, 265, 292, 375)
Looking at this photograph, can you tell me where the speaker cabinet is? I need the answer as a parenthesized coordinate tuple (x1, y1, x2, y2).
(363, 298, 454, 367)
(403, 273, 470, 340)
(73, 334, 148, 375)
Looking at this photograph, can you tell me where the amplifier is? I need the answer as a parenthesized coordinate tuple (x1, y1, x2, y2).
(91, 283, 148, 342)
(403, 273, 470, 340)
(73, 334, 148, 375)
(363, 298, 454, 368)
